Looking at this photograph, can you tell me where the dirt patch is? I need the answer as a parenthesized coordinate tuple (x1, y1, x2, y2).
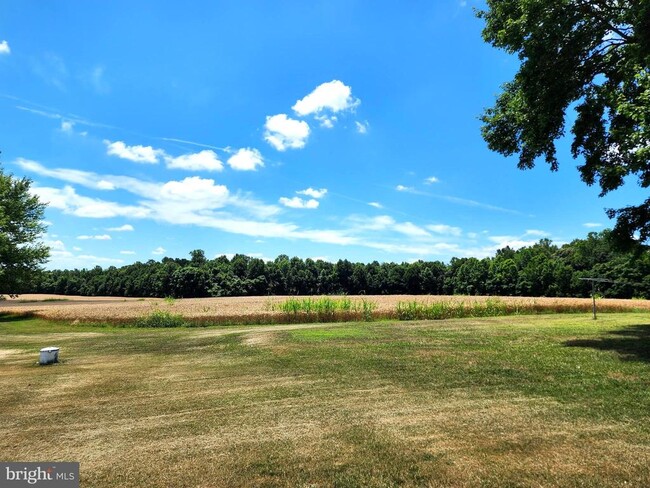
(0, 348, 26, 360)
(242, 332, 276, 347)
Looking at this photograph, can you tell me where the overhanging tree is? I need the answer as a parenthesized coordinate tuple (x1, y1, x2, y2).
(478, 1, 650, 242)
(0, 166, 50, 298)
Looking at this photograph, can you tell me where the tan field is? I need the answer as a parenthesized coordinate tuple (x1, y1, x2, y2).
(2, 294, 649, 324)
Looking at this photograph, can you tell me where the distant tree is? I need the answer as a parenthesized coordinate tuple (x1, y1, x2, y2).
(0, 166, 50, 298)
(478, 1, 650, 243)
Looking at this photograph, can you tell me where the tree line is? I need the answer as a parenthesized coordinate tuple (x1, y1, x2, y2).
(31, 230, 650, 299)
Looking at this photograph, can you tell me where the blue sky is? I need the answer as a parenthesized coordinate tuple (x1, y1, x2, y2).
(1, 1, 644, 269)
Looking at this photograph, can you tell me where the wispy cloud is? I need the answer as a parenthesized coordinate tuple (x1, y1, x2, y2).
(32, 53, 68, 91)
(355, 120, 369, 134)
(583, 222, 602, 228)
(152, 246, 166, 255)
(158, 137, 229, 152)
(77, 234, 112, 240)
(107, 224, 134, 232)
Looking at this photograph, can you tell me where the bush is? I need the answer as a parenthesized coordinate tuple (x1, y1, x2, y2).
(135, 310, 185, 328)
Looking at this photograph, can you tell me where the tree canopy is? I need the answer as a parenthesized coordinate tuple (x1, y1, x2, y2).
(478, 0, 650, 242)
(0, 166, 50, 297)
(31, 231, 650, 299)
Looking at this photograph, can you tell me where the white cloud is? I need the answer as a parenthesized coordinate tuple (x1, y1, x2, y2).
(292, 80, 360, 116)
(23, 160, 490, 260)
(264, 114, 310, 151)
(427, 224, 462, 237)
(279, 196, 319, 209)
(33, 185, 152, 219)
(425, 176, 439, 184)
(107, 224, 134, 232)
(165, 149, 223, 172)
(159, 177, 229, 209)
(104, 140, 164, 164)
(583, 222, 602, 228)
(487, 235, 539, 250)
(60, 120, 74, 133)
(152, 247, 166, 255)
(396, 185, 413, 192)
(44, 239, 66, 251)
(297, 188, 327, 199)
(393, 222, 431, 238)
(97, 180, 115, 190)
(0, 40, 10, 55)
(72, 246, 82, 251)
(77, 234, 112, 240)
(315, 115, 337, 128)
(525, 229, 549, 237)
(227, 148, 264, 171)
(90, 65, 110, 94)
(355, 121, 369, 134)
(368, 202, 383, 209)
(120, 250, 136, 255)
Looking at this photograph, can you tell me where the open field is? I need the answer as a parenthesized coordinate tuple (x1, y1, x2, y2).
(2, 294, 650, 324)
(1, 313, 650, 486)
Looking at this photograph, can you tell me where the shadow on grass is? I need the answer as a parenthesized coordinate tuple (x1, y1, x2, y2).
(0, 312, 36, 322)
(565, 324, 650, 362)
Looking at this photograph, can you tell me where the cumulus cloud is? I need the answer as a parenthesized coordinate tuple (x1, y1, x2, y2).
(165, 149, 223, 171)
(227, 148, 264, 171)
(104, 140, 164, 164)
(0, 40, 10, 55)
(77, 234, 112, 240)
(152, 247, 166, 255)
(107, 224, 134, 232)
(279, 196, 319, 209)
(297, 188, 327, 199)
(264, 114, 310, 151)
(292, 80, 360, 116)
(159, 177, 229, 209)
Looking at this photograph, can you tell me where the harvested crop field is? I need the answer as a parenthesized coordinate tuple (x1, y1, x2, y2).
(1, 294, 649, 324)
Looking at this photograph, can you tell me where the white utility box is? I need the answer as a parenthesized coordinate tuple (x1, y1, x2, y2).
(39, 347, 60, 365)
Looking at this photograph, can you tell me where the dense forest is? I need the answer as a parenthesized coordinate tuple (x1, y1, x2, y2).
(32, 231, 650, 299)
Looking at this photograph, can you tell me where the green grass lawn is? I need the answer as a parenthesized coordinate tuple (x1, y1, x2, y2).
(1, 313, 650, 487)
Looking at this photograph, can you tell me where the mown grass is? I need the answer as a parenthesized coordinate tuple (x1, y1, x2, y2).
(1, 313, 650, 486)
